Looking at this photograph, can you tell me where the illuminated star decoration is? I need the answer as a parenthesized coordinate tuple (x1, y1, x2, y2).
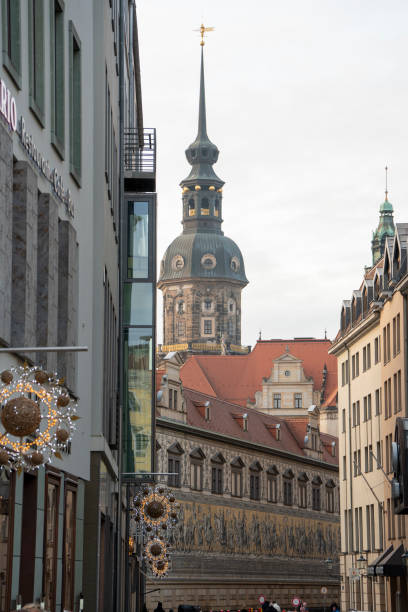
(0, 365, 79, 471)
(132, 483, 180, 579)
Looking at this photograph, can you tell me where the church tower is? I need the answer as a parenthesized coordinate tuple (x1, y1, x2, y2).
(371, 169, 395, 265)
(158, 39, 248, 354)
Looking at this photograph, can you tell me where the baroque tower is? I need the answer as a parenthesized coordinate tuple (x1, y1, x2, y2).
(158, 42, 248, 353)
(371, 170, 395, 265)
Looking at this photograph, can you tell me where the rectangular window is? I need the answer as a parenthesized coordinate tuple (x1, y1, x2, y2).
(174, 390, 178, 410)
(388, 377, 392, 419)
(363, 396, 367, 422)
(394, 373, 398, 414)
(203, 319, 212, 335)
(43, 475, 60, 612)
(356, 401, 360, 426)
(396, 313, 401, 354)
(28, 0, 45, 124)
(326, 488, 334, 513)
(62, 483, 76, 612)
(294, 393, 302, 408)
(352, 402, 356, 427)
(343, 455, 346, 480)
(69, 21, 81, 184)
(393, 316, 397, 357)
(357, 450, 361, 474)
(190, 462, 203, 491)
(356, 352, 359, 376)
(384, 380, 389, 419)
(379, 503, 384, 549)
(397, 370, 402, 413)
(312, 487, 321, 511)
(273, 393, 281, 409)
(367, 343, 371, 369)
(374, 336, 380, 364)
(299, 484, 307, 508)
(267, 477, 277, 502)
(168, 389, 173, 410)
(250, 474, 260, 500)
(123, 328, 153, 473)
(368, 444, 373, 472)
(375, 388, 381, 415)
(363, 346, 367, 372)
(232, 470, 243, 498)
(342, 362, 345, 386)
(1, 0, 21, 87)
(127, 201, 150, 278)
(352, 355, 356, 379)
(168, 457, 181, 488)
(376, 441, 382, 469)
(342, 409, 346, 433)
(103, 271, 118, 447)
(364, 446, 368, 473)
(283, 480, 292, 506)
(387, 323, 391, 363)
(50, 0, 64, 156)
(211, 466, 223, 494)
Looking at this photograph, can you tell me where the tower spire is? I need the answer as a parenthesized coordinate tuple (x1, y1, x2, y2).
(198, 47, 207, 141)
(385, 165, 389, 201)
(371, 165, 395, 265)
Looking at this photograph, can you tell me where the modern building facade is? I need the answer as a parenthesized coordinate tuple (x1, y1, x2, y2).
(158, 45, 248, 356)
(148, 353, 340, 610)
(330, 194, 408, 611)
(0, 2, 156, 612)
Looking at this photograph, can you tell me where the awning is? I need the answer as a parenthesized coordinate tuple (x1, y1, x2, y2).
(368, 544, 405, 577)
(367, 545, 393, 576)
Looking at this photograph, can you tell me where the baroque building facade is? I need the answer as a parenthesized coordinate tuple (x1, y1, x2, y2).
(158, 46, 248, 355)
(330, 193, 408, 611)
(181, 337, 338, 436)
(148, 353, 340, 611)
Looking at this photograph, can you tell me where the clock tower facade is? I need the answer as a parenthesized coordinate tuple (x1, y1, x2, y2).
(158, 47, 248, 353)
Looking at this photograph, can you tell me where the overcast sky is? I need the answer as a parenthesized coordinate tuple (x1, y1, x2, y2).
(136, 0, 408, 348)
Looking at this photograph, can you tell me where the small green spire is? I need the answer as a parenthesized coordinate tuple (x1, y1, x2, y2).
(371, 166, 395, 265)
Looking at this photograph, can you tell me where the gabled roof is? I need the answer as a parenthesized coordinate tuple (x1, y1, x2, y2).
(181, 387, 338, 466)
(180, 339, 337, 407)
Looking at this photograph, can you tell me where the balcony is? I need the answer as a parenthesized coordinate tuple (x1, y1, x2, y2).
(124, 127, 156, 192)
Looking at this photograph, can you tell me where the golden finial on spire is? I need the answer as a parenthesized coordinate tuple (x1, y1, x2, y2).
(385, 165, 389, 201)
(194, 23, 215, 46)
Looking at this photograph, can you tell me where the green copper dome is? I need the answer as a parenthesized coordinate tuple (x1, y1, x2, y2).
(372, 194, 395, 265)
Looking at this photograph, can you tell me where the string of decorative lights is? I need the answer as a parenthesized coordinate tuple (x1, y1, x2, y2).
(131, 483, 180, 579)
(0, 365, 79, 471)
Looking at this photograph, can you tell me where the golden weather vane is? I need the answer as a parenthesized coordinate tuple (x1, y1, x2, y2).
(194, 23, 215, 46)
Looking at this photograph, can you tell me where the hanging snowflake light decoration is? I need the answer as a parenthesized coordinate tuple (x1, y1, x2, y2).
(0, 365, 79, 471)
(150, 556, 171, 579)
(132, 484, 179, 535)
(144, 537, 168, 562)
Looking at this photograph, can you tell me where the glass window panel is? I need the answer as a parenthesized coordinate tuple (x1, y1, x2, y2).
(123, 328, 153, 473)
(128, 202, 149, 278)
(62, 487, 76, 612)
(124, 283, 153, 325)
(44, 479, 59, 612)
(0, 471, 11, 612)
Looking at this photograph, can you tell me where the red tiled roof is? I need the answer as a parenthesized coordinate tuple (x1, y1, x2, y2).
(181, 339, 337, 407)
(183, 388, 338, 466)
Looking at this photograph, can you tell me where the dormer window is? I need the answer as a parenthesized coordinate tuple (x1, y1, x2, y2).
(294, 393, 302, 409)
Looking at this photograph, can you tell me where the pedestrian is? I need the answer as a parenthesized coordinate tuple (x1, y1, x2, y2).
(261, 601, 269, 612)
(271, 601, 281, 612)
(329, 604, 339, 612)
(155, 602, 165, 612)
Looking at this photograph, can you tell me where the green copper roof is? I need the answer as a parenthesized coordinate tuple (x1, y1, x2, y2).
(380, 197, 393, 213)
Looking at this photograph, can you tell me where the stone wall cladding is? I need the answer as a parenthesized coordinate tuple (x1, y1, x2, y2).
(0, 122, 13, 344)
(57, 221, 78, 390)
(36, 193, 59, 372)
(11, 161, 38, 351)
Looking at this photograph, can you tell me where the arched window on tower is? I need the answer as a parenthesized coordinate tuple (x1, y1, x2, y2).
(201, 198, 210, 216)
(214, 199, 220, 217)
(188, 198, 196, 216)
(228, 319, 235, 336)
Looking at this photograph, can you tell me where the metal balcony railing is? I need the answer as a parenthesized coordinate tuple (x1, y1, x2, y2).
(124, 128, 156, 175)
